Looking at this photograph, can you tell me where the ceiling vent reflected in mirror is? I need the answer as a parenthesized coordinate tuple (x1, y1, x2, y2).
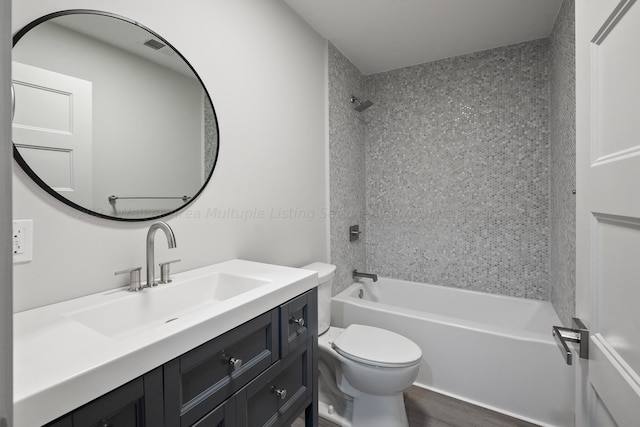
(143, 38, 166, 50)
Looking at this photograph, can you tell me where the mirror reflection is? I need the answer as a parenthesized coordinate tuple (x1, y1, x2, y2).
(12, 11, 219, 220)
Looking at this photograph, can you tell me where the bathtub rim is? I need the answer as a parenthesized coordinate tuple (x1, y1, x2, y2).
(332, 279, 560, 344)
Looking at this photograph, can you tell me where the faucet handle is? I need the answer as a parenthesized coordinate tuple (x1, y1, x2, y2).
(115, 267, 142, 292)
(158, 259, 181, 284)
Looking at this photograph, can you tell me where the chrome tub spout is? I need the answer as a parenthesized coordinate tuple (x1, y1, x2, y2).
(353, 269, 378, 282)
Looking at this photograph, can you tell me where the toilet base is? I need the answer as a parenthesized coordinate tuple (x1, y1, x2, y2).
(318, 399, 352, 427)
(351, 392, 409, 427)
(318, 389, 409, 427)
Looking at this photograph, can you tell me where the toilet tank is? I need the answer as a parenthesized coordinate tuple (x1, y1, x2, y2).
(301, 262, 336, 335)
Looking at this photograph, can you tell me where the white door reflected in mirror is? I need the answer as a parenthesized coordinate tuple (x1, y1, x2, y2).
(12, 61, 93, 207)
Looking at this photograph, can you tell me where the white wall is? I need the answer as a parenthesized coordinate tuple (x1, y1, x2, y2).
(12, 0, 328, 312)
(1, 0, 13, 422)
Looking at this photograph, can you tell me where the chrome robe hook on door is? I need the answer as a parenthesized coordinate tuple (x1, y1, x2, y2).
(552, 318, 589, 365)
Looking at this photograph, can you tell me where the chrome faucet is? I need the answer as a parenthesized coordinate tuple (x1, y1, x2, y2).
(353, 269, 378, 282)
(146, 221, 177, 286)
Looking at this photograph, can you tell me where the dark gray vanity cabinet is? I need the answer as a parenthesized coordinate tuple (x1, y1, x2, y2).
(43, 288, 318, 427)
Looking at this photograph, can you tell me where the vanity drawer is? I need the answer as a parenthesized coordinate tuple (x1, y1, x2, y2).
(235, 337, 312, 427)
(280, 289, 317, 358)
(164, 309, 280, 427)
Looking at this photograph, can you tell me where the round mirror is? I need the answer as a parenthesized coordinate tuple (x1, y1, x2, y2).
(12, 10, 219, 221)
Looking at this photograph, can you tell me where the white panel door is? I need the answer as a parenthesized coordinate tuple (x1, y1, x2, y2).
(12, 61, 92, 207)
(576, 0, 640, 426)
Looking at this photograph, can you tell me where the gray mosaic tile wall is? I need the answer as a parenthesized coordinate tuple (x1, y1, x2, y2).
(204, 97, 218, 180)
(364, 40, 551, 300)
(328, 44, 367, 294)
(549, 0, 576, 326)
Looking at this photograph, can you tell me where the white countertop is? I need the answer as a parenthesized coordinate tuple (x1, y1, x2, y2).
(13, 259, 317, 427)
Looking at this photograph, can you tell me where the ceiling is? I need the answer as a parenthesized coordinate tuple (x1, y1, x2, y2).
(53, 14, 194, 78)
(283, 0, 564, 75)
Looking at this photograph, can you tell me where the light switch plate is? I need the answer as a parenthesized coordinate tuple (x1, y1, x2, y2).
(13, 219, 33, 263)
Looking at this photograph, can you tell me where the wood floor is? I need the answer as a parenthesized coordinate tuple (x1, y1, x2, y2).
(292, 386, 541, 427)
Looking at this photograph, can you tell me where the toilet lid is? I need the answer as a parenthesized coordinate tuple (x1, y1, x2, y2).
(332, 324, 422, 368)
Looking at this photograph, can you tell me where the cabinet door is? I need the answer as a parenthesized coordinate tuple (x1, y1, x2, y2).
(236, 338, 312, 427)
(69, 367, 163, 427)
(280, 289, 317, 359)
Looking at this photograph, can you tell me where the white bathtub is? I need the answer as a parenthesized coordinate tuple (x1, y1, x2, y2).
(331, 278, 573, 427)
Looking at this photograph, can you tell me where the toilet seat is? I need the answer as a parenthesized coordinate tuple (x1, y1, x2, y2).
(331, 324, 422, 368)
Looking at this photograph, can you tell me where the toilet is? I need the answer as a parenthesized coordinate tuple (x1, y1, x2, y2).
(303, 263, 421, 427)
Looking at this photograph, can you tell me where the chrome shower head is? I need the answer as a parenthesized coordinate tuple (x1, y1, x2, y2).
(350, 96, 374, 112)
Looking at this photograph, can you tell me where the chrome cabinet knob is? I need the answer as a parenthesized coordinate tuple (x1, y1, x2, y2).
(290, 316, 305, 328)
(272, 387, 287, 400)
(228, 357, 243, 371)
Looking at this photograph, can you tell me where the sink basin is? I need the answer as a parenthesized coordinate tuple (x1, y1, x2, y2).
(68, 272, 271, 339)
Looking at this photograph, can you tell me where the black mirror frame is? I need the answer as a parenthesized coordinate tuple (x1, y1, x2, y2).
(12, 9, 220, 222)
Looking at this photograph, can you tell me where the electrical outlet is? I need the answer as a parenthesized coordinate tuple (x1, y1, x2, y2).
(13, 223, 24, 254)
(13, 219, 33, 263)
